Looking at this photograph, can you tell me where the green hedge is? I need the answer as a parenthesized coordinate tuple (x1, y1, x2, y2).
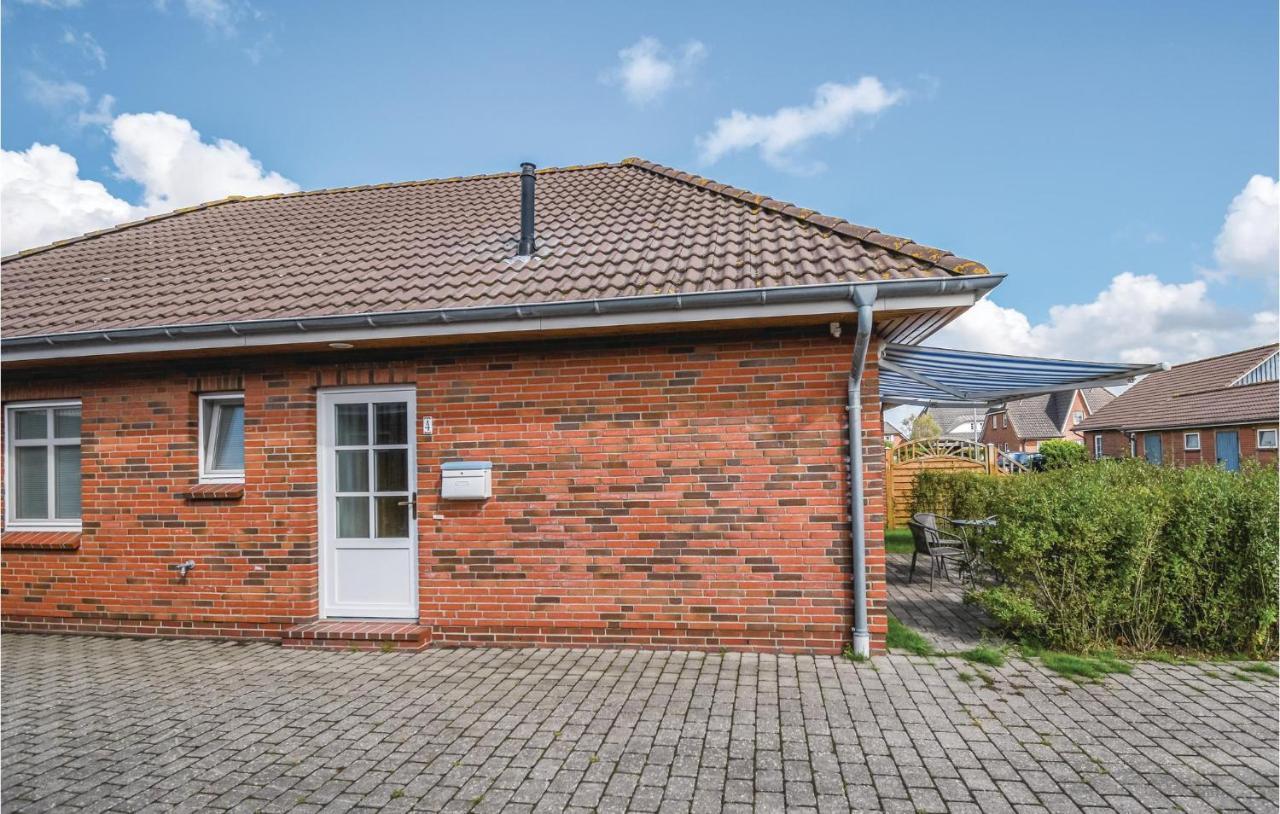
(1038, 439, 1087, 469)
(912, 461, 1279, 656)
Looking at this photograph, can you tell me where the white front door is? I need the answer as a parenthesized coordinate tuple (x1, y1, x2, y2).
(318, 388, 417, 618)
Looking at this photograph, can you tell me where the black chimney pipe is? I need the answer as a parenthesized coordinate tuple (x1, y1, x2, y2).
(518, 162, 536, 256)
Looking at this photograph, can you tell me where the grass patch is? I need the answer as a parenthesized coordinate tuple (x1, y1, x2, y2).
(1239, 662, 1279, 677)
(958, 646, 1005, 668)
(887, 616, 936, 656)
(841, 644, 867, 663)
(1039, 651, 1131, 682)
(885, 528, 914, 555)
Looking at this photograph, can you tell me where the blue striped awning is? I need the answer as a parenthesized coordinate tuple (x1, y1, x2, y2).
(880, 343, 1166, 407)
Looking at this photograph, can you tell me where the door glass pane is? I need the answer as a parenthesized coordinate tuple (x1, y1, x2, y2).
(53, 407, 81, 439)
(336, 450, 368, 492)
(375, 449, 408, 492)
(210, 403, 245, 470)
(375, 496, 409, 538)
(374, 402, 407, 445)
(335, 403, 367, 445)
(13, 409, 47, 440)
(54, 445, 81, 519)
(14, 446, 49, 519)
(336, 496, 369, 537)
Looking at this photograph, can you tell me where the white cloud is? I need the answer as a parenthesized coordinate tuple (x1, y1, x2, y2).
(109, 112, 297, 212)
(1212, 175, 1278, 283)
(153, 0, 251, 34)
(62, 29, 107, 69)
(697, 77, 904, 172)
(182, 0, 236, 33)
(605, 37, 705, 106)
(1, 144, 136, 254)
(1, 110, 297, 255)
(22, 73, 89, 110)
(931, 273, 1278, 366)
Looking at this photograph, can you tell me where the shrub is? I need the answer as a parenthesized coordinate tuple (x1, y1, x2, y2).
(912, 461, 1279, 656)
(1038, 439, 1087, 469)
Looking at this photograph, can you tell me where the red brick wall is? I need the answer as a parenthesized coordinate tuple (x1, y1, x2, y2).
(1, 328, 885, 654)
(1086, 424, 1279, 468)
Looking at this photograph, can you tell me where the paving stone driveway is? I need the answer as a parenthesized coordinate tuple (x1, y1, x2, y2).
(2, 634, 1276, 814)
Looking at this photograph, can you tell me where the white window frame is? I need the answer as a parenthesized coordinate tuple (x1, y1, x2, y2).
(1072, 411, 1084, 426)
(1183, 432, 1201, 452)
(1093, 434, 1103, 459)
(4, 399, 83, 532)
(198, 393, 246, 484)
(1258, 428, 1278, 450)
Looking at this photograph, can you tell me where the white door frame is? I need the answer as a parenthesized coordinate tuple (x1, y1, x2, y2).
(317, 386, 418, 619)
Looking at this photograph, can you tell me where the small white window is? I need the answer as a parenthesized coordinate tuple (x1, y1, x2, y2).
(1093, 434, 1103, 458)
(1001, 415, 1007, 429)
(1184, 432, 1201, 451)
(1258, 428, 1278, 450)
(199, 393, 245, 483)
(5, 401, 82, 531)
(1073, 411, 1084, 426)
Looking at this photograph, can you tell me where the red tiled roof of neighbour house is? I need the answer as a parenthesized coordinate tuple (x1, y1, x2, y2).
(1077, 344, 1280, 432)
(0, 158, 990, 339)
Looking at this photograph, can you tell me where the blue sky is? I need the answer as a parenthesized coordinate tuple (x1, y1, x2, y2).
(3, 1, 1277, 364)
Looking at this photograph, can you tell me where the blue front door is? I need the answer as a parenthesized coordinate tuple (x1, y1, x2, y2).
(1215, 431, 1240, 471)
(1143, 434, 1163, 465)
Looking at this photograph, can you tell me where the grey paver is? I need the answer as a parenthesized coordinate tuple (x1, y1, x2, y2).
(1, 626, 1275, 813)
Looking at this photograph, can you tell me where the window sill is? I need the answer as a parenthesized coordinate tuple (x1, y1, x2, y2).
(2, 530, 82, 551)
(181, 483, 245, 500)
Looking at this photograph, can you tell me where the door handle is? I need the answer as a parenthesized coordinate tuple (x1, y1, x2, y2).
(397, 492, 417, 519)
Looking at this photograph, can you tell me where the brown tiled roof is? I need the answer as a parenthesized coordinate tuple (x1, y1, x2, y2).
(1077, 345, 1279, 432)
(0, 158, 988, 339)
(999, 387, 1113, 440)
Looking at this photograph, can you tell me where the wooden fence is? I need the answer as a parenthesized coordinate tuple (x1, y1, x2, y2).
(885, 438, 1024, 528)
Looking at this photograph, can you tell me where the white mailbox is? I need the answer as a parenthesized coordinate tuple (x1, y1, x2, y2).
(441, 460, 492, 500)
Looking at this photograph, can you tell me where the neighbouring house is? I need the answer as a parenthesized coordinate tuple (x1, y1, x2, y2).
(0, 158, 999, 656)
(883, 418, 908, 446)
(982, 387, 1115, 453)
(917, 406, 985, 442)
(1078, 344, 1278, 470)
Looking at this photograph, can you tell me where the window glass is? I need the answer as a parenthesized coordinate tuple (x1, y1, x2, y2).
(54, 446, 81, 519)
(375, 449, 408, 492)
(200, 395, 245, 481)
(337, 496, 369, 537)
(14, 446, 49, 519)
(374, 402, 407, 445)
(1260, 429, 1278, 449)
(336, 450, 369, 492)
(1184, 433, 1200, 451)
(7, 403, 81, 525)
(210, 402, 245, 471)
(53, 407, 81, 439)
(13, 409, 47, 440)
(375, 496, 409, 538)
(335, 404, 367, 446)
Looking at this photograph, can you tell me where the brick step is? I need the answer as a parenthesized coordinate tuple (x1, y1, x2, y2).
(281, 621, 432, 651)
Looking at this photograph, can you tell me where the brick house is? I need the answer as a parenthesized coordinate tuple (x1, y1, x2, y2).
(1078, 344, 1278, 469)
(0, 158, 999, 655)
(982, 387, 1115, 453)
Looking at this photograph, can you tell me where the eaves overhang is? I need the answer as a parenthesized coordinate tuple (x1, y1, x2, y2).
(1, 275, 1003, 364)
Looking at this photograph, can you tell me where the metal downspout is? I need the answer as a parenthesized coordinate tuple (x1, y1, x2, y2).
(848, 285, 877, 657)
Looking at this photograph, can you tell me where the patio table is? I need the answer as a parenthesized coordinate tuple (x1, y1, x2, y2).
(948, 517, 998, 585)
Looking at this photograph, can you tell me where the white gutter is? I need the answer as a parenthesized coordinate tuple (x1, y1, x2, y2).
(1, 276, 1002, 363)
